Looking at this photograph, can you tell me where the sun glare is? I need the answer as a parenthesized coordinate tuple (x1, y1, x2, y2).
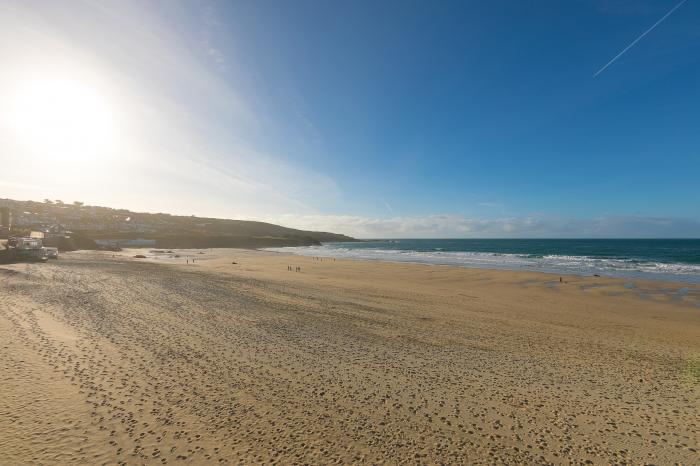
(7, 74, 119, 163)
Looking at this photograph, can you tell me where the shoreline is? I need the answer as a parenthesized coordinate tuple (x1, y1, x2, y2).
(262, 244, 700, 284)
(117, 247, 700, 309)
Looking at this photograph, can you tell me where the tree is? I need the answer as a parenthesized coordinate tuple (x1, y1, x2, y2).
(43, 199, 54, 204)
(55, 200, 64, 205)
(73, 201, 84, 207)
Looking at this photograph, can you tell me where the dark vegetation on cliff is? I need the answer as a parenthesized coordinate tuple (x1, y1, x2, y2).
(0, 198, 356, 249)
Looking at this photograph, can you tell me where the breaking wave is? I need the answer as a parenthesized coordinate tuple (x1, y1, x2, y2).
(265, 245, 700, 283)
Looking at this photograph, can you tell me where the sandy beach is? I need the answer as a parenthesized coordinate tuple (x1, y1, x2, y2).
(1, 248, 698, 465)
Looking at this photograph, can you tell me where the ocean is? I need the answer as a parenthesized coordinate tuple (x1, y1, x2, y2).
(266, 239, 700, 283)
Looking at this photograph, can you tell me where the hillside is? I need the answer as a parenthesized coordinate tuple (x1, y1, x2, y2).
(0, 198, 356, 249)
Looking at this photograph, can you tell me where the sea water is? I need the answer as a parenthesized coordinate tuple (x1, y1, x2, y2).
(266, 239, 700, 283)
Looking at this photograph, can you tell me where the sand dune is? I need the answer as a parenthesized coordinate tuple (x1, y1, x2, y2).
(1, 249, 698, 464)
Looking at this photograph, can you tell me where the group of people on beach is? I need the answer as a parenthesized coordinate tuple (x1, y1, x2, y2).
(288, 257, 337, 272)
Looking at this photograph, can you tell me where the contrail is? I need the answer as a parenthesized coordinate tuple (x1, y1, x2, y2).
(594, 0, 687, 77)
(382, 200, 394, 215)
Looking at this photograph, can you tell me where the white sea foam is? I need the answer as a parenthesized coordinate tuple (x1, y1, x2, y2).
(265, 245, 700, 283)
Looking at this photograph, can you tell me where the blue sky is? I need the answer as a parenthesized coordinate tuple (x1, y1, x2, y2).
(0, 0, 698, 237)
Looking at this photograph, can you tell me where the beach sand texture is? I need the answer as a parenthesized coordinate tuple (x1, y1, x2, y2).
(1, 249, 698, 464)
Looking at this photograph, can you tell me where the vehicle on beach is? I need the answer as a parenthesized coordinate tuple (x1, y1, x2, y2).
(44, 247, 59, 259)
(5, 236, 48, 262)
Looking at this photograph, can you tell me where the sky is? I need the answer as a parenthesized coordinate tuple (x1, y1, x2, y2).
(0, 0, 698, 238)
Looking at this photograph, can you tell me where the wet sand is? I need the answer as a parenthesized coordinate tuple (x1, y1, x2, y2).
(1, 249, 698, 464)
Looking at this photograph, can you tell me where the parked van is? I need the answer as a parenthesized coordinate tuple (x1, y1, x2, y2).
(8, 237, 47, 262)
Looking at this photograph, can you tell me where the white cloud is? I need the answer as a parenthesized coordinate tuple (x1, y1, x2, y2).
(265, 214, 700, 238)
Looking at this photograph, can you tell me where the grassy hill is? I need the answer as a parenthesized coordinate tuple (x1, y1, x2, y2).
(0, 198, 356, 249)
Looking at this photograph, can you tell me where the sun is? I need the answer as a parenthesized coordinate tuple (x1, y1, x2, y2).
(6, 74, 119, 163)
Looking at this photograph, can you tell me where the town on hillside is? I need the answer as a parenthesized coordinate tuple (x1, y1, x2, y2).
(0, 198, 355, 263)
